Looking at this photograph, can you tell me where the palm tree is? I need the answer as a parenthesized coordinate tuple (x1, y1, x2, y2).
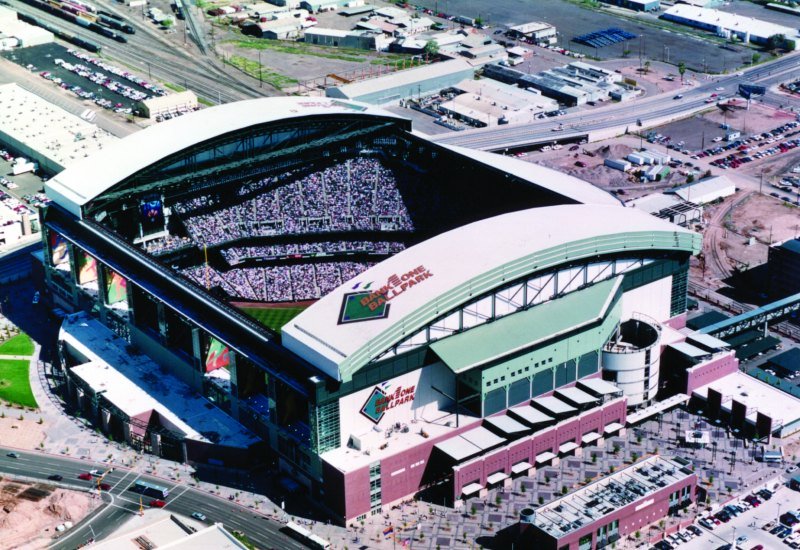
(678, 62, 687, 82)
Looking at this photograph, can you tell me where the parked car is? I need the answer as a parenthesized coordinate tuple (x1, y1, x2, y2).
(150, 499, 167, 508)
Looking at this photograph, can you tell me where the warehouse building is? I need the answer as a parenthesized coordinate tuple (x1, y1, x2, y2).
(600, 0, 660, 12)
(137, 91, 199, 119)
(0, 83, 116, 174)
(437, 78, 558, 126)
(0, 6, 53, 49)
(662, 5, 800, 48)
(507, 22, 557, 45)
(670, 175, 736, 205)
(303, 27, 386, 50)
(326, 58, 476, 104)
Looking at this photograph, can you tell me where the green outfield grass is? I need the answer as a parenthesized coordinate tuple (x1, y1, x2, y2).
(0, 333, 34, 356)
(241, 306, 307, 332)
(0, 359, 37, 408)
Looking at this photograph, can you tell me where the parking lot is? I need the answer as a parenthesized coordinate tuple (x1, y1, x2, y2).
(679, 480, 800, 550)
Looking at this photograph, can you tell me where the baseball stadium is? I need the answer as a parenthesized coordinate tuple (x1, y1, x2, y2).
(42, 97, 701, 524)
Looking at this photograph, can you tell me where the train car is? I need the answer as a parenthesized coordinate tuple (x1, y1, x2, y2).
(63, 0, 97, 14)
(98, 9, 123, 21)
(17, 12, 102, 52)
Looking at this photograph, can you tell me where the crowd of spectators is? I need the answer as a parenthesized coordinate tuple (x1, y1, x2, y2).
(182, 261, 374, 302)
(221, 240, 406, 265)
(142, 234, 194, 256)
(173, 158, 414, 247)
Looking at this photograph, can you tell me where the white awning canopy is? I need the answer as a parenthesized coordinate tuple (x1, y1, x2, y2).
(511, 461, 532, 474)
(582, 432, 601, 444)
(487, 472, 508, 485)
(536, 451, 556, 464)
(604, 422, 624, 434)
(559, 441, 579, 454)
(461, 482, 483, 496)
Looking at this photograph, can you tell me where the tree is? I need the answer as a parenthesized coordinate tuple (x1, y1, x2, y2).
(423, 40, 439, 58)
(768, 34, 787, 51)
(752, 53, 761, 65)
(643, 61, 651, 75)
(474, 16, 484, 27)
(162, 18, 174, 29)
(678, 62, 687, 82)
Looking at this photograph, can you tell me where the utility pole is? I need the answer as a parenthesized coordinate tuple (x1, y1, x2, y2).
(258, 49, 263, 88)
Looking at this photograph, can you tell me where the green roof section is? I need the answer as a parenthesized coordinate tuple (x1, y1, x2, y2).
(430, 276, 623, 374)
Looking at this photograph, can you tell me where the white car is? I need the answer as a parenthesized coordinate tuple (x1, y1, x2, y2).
(715, 87, 724, 91)
(191, 512, 207, 522)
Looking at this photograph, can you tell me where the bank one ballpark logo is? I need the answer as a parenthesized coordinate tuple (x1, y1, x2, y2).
(360, 382, 416, 424)
(338, 265, 434, 324)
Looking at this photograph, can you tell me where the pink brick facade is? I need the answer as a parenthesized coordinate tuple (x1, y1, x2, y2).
(531, 472, 698, 550)
(323, 396, 628, 524)
(684, 351, 739, 394)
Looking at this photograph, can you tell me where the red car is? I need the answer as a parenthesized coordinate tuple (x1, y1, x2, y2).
(77, 473, 93, 481)
(150, 499, 167, 508)
(99, 483, 111, 491)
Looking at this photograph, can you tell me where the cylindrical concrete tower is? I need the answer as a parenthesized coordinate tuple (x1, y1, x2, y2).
(601, 316, 661, 407)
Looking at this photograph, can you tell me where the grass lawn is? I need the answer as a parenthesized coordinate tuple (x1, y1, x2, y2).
(0, 359, 37, 408)
(240, 306, 307, 332)
(0, 333, 34, 356)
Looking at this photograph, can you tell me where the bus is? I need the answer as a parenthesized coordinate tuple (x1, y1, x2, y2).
(129, 480, 169, 499)
(283, 521, 332, 549)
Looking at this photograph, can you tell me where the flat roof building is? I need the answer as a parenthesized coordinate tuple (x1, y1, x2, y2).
(601, 0, 660, 12)
(0, 83, 116, 174)
(670, 175, 736, 204)
(525, 455, 696, 549)
(507, 21, 557, 44)
(437, 78, 558, 127)
(326, 58, 476, 104)
(662, 5, 800, 48)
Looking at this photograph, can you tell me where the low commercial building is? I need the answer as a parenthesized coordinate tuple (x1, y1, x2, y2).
(601, 0, 660, 12)
(137, 90, 198, 119)
(304, 27, 386, 50)
(670, 175, 736, 204)
(0, 83, 116, 174)
(300, 0, 347, 12)
(326, 58, 476, 104)
(517, 62, 624, 106)
(507, 21, 557, 45)
(627, 193, 703, 227)
(438, 78, 558, 127)
(691, 370, 800, 439)
(523, 455, 697, 549)
(662, 5, 800, 49)
(769, 238, 800, 297)
(627, 150, 670, 165)
(0, 6, 53, 48)
(241, 20, 304, 39)
(91, 513, 248, 549)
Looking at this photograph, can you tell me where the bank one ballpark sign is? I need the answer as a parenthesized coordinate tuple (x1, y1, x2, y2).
(338, 265, 433, 324)
(360, 382, 416, 424)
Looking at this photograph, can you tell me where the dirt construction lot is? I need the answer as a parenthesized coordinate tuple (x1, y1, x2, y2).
(0, 480, 98, 549)
(726, 192, 800, 247)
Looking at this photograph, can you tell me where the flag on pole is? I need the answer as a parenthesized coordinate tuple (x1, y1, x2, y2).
(383, 526, 394, 540)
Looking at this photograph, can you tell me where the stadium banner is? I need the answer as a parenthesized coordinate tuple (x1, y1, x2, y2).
(205, 337, 230, 372)
(77, 252, 98, 285)
(105, 268, 128, 304)
(50, 232, 69, 266)
(140, 194, 165, 234)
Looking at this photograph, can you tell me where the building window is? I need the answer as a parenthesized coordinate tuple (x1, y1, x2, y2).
(313, 400, 340, 454)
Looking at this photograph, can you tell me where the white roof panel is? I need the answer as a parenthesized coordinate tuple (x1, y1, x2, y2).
(578, 378, 621, 396)
(459, 426, 506, 450)
(435, 437, 482, 461)
(283, 204, 696, 380)
(533, 395, 577, 416)
(484, 414, 529, 435)
(555, 387, 598, 406)
(511, 461, 532, 474)
(487, 472, 508, 484)
(510, 405, 553, 425)
(46, 97, 405, 217)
